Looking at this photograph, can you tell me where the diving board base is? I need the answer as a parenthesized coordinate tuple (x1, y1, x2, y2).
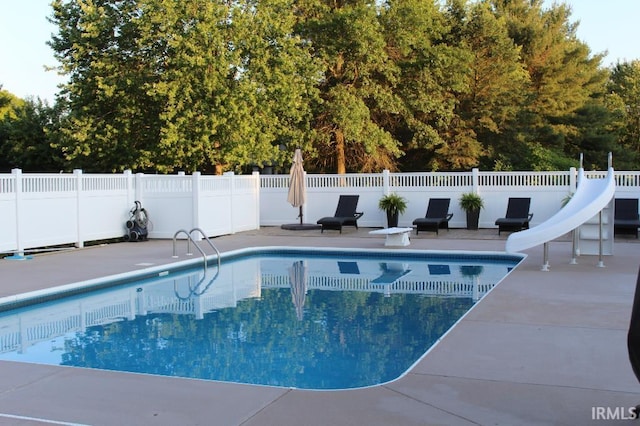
(369, 227, 413, 246)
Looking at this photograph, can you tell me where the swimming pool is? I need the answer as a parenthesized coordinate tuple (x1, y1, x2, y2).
(0, 247, 523, 390)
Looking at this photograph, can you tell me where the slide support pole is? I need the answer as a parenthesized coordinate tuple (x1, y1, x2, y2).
(597, 210, 605, 268)
(542, 242, 550, 271)
(570, 229, 578, 264)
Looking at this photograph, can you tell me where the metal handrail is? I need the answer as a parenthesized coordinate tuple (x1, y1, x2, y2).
(173, 263, 221, 300)
(189, 227, 221, 270)
(171, 228, 221, 275)
(172, 229, 208, 273)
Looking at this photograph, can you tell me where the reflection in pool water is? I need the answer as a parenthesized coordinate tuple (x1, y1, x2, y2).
(0, 249, 521, 389)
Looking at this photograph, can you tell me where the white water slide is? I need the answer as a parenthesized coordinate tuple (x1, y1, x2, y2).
(505, 164, 616, 255)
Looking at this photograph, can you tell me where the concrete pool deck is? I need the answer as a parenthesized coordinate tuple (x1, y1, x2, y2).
(0, 227, 639, 425)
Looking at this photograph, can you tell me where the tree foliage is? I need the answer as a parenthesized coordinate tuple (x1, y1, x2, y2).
(443, 0, 529, 170)
(1, 0, 638, 173)
(49, 0, 320, 173)
(608, 61, 640, 163)
(488, 0, 608, 170)
(295, 0, 404, 173)
(380, 0, 470, 172)
(58, 286, 473, 388)
(0, 93, 64, 172)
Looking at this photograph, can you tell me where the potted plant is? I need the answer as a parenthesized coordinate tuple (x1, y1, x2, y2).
(378, 193, 408, 228)
(459, 192, 484, 230)
(561, 192, 574, 207)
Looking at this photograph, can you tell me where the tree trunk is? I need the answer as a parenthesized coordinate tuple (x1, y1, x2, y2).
(335, 128, 346, 174)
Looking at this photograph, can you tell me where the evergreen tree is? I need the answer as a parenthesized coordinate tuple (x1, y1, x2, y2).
(564, 102, 621, 170)
(608, 60, 640, 167)
(443, 0, 529, 170)
(489, 0, 608, 169)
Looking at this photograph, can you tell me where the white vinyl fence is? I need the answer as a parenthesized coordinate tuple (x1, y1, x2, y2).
(262, 169, 640, 229)
(0, 169, 260, 254)
(2, 167, 640, 254)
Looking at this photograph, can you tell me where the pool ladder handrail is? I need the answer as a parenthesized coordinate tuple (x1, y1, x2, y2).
(172, 227, 221, 275)
(174, 267, 220, 300)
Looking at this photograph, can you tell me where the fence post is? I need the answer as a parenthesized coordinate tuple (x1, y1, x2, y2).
(569, 167, 577, 193)
(253, 171, 260, 229)
(224, 171, 235, 234)
(74, 169, 84, 248)
(123, 169, 133, 207)
(472, 168, 480, 193)
(192, 171, 201, 236)
(12, 168, 23, 255)
(135, 172, 144, 205)
(382, 169, 390, 195)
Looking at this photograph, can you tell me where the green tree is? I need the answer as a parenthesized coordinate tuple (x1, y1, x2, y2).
(608, 60, 640, 167)
(42, 0, 631, 174)
(0, 94, 64, 172)
(443, 0, 529, 170)
(379, 0, 470, 171)
(49, 0, 320, 173)
(489, 0, 608, 170)
(0, 89, 23, 119)
(218, 0, 322, 172)
(564, 102, 621, 170)
(0, 87, 15, 113)
(296, 0, 402, 173)
(49, 0, 163, 172)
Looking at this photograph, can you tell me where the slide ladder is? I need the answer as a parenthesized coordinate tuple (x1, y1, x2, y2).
(576, 191, 614, 258)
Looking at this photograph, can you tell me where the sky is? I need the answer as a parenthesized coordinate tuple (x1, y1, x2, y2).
(0, 0, 639, 104)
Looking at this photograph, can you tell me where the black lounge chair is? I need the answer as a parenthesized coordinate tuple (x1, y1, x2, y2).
(628, 266, 640, 415)
(317, 195, 364, 233)
(412, 198, 453, 235)
(495, 197, 533, 235)
(615, 198, 640, 238)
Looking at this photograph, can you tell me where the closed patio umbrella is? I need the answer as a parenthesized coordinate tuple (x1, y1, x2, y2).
(289, 260, 307, 321)
(287, 148, 306, 224)
(282, 149, 320, 230)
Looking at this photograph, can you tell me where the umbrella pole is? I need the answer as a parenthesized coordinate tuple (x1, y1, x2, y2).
(299, 206, 303, 225)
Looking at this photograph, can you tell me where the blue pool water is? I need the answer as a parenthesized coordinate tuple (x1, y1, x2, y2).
(0, 248, 522, 390)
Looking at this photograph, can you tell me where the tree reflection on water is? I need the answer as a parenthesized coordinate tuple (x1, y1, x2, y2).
(61, 289, 473, 389)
